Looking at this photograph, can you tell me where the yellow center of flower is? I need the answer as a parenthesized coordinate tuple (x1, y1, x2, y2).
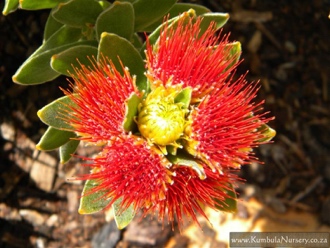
(137, 85, 186, 146)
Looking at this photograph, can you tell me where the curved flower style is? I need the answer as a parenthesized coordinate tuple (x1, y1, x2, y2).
(63, 16, 275, 229)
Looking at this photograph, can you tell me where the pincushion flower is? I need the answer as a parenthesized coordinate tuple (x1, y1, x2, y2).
(62, 16, 275, 229)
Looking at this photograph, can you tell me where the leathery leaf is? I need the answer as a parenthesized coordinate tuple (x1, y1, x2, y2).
(113, 197, 135, 229)
(36, 126, 76, 151)
(37, 95, 76, 130)
(79, 179, 111, 214)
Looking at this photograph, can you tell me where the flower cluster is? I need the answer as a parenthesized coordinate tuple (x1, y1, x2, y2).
(63, 16, 275, 228)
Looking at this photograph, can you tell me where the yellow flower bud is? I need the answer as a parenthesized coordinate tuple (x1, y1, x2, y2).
(137, 85, 186, 146)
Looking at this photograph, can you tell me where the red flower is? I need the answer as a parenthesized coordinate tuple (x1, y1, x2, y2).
(63, 15, 275, 229)
(64, 61, 138, 144)
(146, 18, 238, 100)
(79, 136, 173, 211)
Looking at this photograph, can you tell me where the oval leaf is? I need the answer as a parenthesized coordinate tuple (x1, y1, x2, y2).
(51, 45, 98, 76)
(13, 40, 97, 85)
(95, 1, 134, 41)
(224, 41, 242, 71)
(98, 32, 146, 91)
(199, 12, 230, 33)
(52, 0, 103, 27)
(79, 179, 111, 214)
(19, 0, 66, 10)
(37, 95, 75, 130)
(141, 10, 196, 56)
(44, 10, 65, 41)
(133, 0, 176, 31)
(143, 3, 210, 32)
(12, 49, 61, 84)
(38, 25, 83, 55)
(36, 126, 76, 151)
(113, 197, 135, 229)
(2, 0, 19, 15)
(59, 139, 80, 163)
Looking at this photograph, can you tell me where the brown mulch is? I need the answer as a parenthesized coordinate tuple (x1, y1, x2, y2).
(1, 0, 329, 247)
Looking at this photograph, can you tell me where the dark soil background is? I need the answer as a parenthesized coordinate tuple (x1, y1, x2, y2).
(1, 0, 330, 247)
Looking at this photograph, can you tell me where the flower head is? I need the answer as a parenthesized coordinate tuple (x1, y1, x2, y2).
(63, 15, 275, 229)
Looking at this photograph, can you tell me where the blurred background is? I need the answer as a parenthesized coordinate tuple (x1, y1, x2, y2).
(1, 0, 329, 247)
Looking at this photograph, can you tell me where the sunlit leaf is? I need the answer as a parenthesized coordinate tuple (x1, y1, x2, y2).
(143, 3, 210, 32)
(19, 0, 66, 10)
(98, 32, 146, 92)
(113, 197, 135, 229)
(257, 123, 276, 143)
(59, 139, 80, 163)
(2, 0, 19, 15)
(95, 1, 134, 41)
(13, 40, 97, 85)
(141, 10, 196, 56)
(52, 0, 103, 27)
(199, 12, 230, 32)
(133, 0, 177, 31)
(38, 25, 83, 55)
(224, 41, 242, 71)
(79, 179, 111, 214)
(37, 95, 75, 130)
(44, 10, 64, 41)
(36, 126, 76, 151)
(51, 45, 98, 76)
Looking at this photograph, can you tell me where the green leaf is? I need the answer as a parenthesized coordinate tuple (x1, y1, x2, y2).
(174, 87, 192, 109)
(131, 33, 143, 49)
(37, 95, 75, 130)
(13, 49, 61, 84)
(13, 40, 97, 85)
(215, 184, 237, 212)
(2, 0, 19, 15)
(167, 152, 206, 180)
(38, 25, 83, 55)
(123, 93, 141, 132)
(143, 3, 210, 32)
(51, 45, 98, 76)
(98, 0, 111, 9)
(133, 0, 177, 31)
(113, 197, 135, 229)
(79, 179, 111, 214)
(19, 0, 67, 10)
(116, 0, 135, 3)
(44, 10, 64, 41)
(95, 1, 134, 41)
(140, 9, 196, 56)
(98, 32, 146, 92)
(36, 126, 76, 151)
(52, 0, 103, 28)
(257, 123, 276, 143)
(197, 13, 230, 40)
(199, 13, 230, 32)
(224, 41, 242, 70)
(60, 139, 80, 163)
